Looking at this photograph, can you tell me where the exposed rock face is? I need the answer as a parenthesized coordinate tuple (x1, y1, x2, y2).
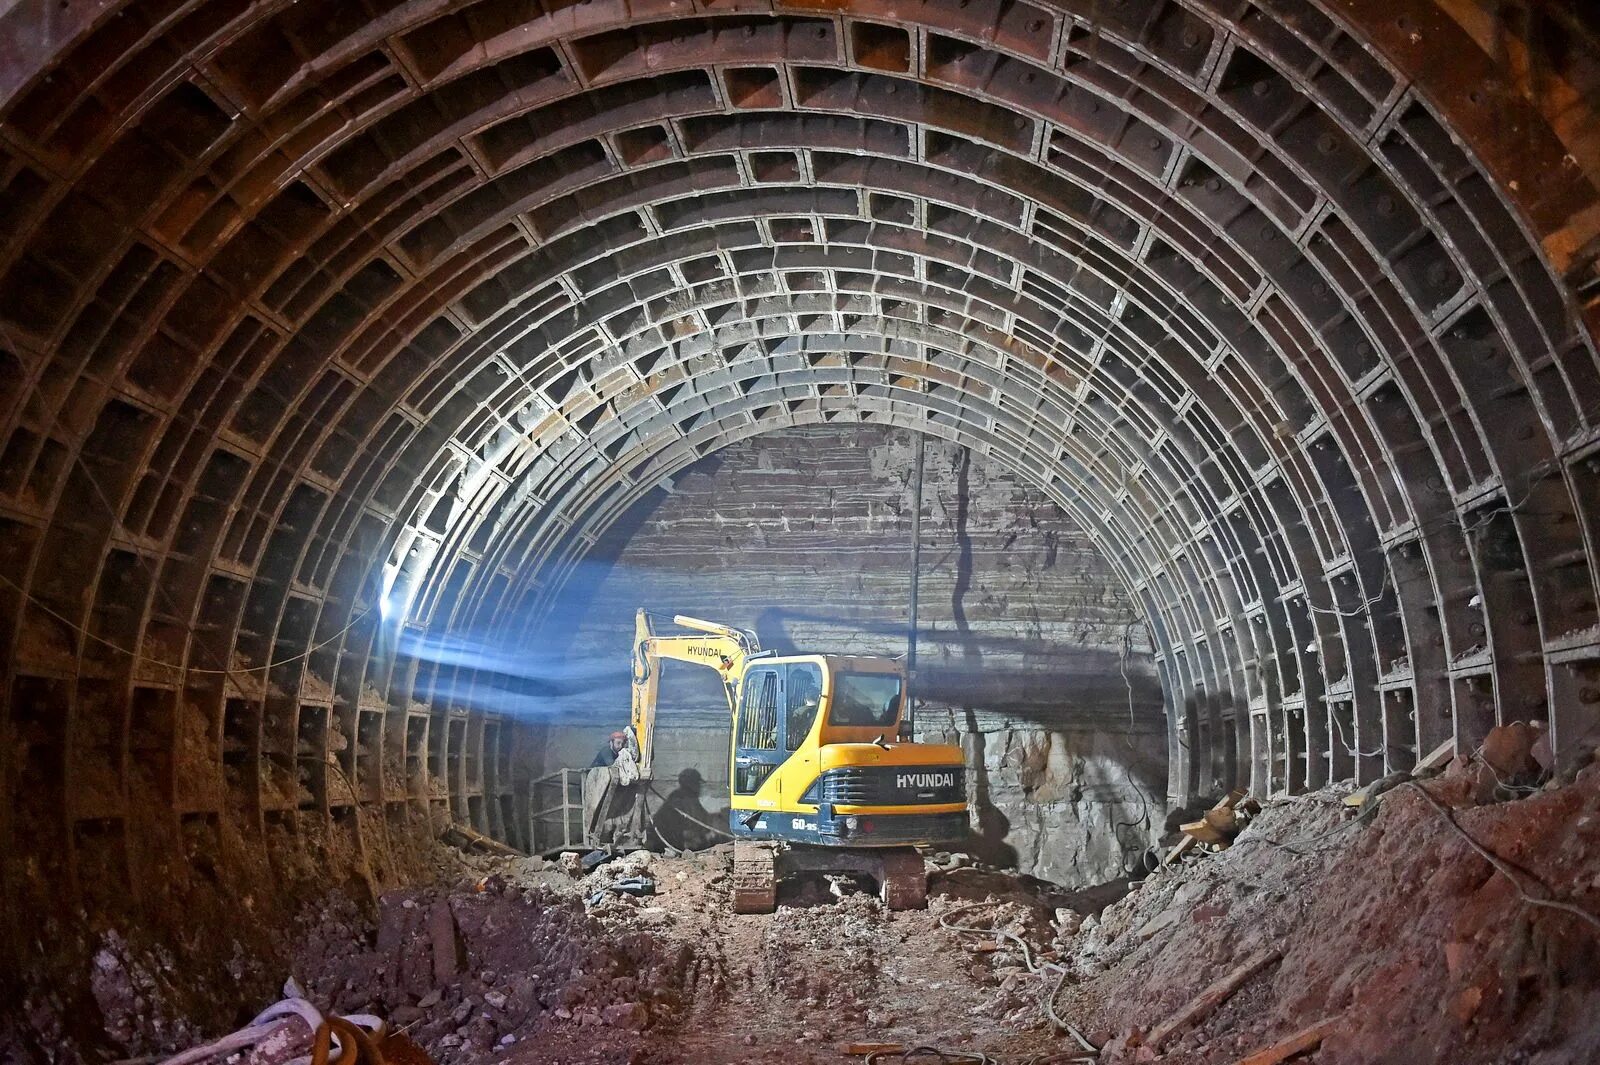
(964, 727, 1165, 887)
(540, 426, 1167, 887)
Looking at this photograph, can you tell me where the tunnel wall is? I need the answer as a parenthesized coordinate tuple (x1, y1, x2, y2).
(0, 0, 1597, 1000)
(534, 425, 1166, 884)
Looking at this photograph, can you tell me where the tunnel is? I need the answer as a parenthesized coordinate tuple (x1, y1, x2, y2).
(1, 0, 1598, 1062)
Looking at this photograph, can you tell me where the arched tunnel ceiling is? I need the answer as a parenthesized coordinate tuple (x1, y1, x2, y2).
(1, 0, 1599, 854)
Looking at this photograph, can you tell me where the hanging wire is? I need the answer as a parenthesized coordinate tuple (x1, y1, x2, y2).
(0, 568, 376, 677)
(1302, 566, 1391, 619)
(0, 316, 376, 684)
(1328, 706, 1385, 759)
(1110, 615, 1158, 868)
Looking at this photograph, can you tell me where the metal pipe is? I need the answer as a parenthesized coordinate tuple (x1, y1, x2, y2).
(906, 433, 925, 734)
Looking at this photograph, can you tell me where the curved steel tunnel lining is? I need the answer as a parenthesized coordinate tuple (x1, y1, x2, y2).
(0, 0, 1593, 895)
(454, 334, 1309, 722)
(476, 319, 1312, 694)
(496, 389, 1258, 771)
(406, 222, 1465, 780)
(294, 182, 1318, 722)
(228, 119, 1587, 646)
(0, 174, 1548, 716)
(0, 20, 1555, 783)
(425, 212, 1350, 598)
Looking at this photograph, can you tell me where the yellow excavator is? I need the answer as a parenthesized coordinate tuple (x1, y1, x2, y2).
(623, 609, 968, 912)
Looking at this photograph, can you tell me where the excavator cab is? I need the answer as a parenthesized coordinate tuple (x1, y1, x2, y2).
(627, 611, 968, 912)
(728, 655, 967, 849)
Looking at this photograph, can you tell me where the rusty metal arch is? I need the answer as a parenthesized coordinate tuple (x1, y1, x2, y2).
(0, 0, 1595, 922)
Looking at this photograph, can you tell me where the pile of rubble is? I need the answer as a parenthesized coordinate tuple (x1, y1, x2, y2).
(1051, 729, 1600, 1065)
(286, 874, 691, 1064)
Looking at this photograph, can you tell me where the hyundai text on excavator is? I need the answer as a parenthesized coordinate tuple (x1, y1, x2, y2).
(622, 609, 968, 912)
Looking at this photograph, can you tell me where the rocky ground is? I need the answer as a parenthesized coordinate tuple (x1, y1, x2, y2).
(1063, 753, 1600, 1065)
(7, 742, 1599, 1065)
(274, 848, 1087, 1065)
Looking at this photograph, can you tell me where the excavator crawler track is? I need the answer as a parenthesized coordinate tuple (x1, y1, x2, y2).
(877, 848, 928, 911)
(731, 841, 778, 913)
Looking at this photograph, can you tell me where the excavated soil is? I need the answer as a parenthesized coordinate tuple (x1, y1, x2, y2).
(277, 851, 1081, 1065)
(8, 752, 1600, 1065)
(1064, 759, 1600, 1064)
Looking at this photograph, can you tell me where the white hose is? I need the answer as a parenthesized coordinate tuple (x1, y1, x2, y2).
(159, 988, 387, 1065)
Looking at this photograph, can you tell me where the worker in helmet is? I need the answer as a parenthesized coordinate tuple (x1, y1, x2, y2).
(586, 728, 647, 849)
(591, 729, 628, 767)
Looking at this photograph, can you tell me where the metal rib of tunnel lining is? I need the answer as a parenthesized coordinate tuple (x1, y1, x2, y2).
(0, 0, 1597, 905)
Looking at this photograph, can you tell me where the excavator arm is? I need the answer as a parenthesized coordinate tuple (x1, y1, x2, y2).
(629, 610, 761, 780)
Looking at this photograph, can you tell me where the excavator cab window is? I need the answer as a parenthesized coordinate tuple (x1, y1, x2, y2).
(830, 672, 903, 727)
(784, 663, 823, 751)
(736, 669, 780, 751)
(733, 668, 781, 794)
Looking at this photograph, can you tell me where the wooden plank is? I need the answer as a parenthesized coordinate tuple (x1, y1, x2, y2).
(1162, 834, 1198, 866)
(1181, 819, 1227, 846)
(442, 823, 523, 857)
(1203, 807, 1240, 832)
(1417, 737, 1456, 772)
(1232, 1015, 1342, 1065)
(1215, 788, 1248, 810)
(1146, 947, 1283, 1052)
(1168, 790, 1254, 861)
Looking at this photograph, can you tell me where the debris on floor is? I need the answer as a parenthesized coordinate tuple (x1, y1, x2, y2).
(7, 746, 1598, 1065)
(1163, 789, 1260, 864)
(286, 875, 692, 1064)
(1061, 748, 1600, 1065)
(152, 980, 431, 1065)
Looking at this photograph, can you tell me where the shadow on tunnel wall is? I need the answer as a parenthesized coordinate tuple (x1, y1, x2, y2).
(961, 709, 1019, 870)
(512, 428, 1172, 886)
(753, 606, 1159, 707)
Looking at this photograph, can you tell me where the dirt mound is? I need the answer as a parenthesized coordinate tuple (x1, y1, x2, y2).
(258, 845, 1079, 1063)
(1061, 761, 1600, 1064)
(287, 877, 692, 1063)
(627, 847, 1078, 1061)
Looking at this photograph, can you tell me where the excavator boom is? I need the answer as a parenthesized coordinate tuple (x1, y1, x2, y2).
(629, 610, 760, 779)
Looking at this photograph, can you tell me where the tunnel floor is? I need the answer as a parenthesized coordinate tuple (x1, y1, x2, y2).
(47, 748, 1600, 1065)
